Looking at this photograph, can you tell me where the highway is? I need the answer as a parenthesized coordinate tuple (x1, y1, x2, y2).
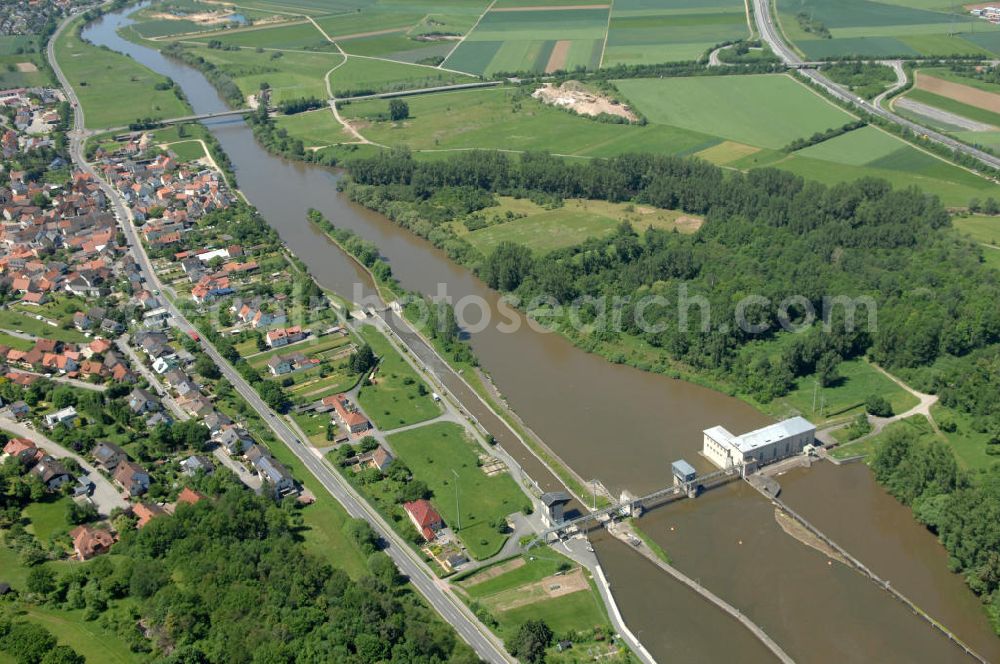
(48, 12, 513, 663)
(751, 0, 1000, 173)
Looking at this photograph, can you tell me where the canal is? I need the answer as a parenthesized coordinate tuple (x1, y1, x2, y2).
(83, 9, 999, 662)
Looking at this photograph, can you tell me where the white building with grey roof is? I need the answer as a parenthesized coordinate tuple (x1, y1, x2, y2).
(703, 416, 815, 473)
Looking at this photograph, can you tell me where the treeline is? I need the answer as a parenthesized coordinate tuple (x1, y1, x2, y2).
(783, 120, 866, 152)
(278, 96, 324, 115)
(344, 149, 1000, 405)
(162, 42, 244, 108)
(12, 483, 480, 662)
(872, 428, 1000, 628)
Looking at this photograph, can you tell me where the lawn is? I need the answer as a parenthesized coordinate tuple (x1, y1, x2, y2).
(274, 108, 345, 146)
(0, 309, 89, 343)
(355, 324, 442, 429)
(459, 196, 701, 255)
(183, 20, 337, 51)
(0, 332, 35, 351)
(162, 139, 207, 161)
(765, 358, 919, 425)
(0, 53, 51, 89)
(54, 16, 191, 129)
(289, 410, 333, 445)
(24, 496, 73, 543)
(387, 421, 528, 559)
(22, 606, 144, 664)
(930, 404, 997, 472)
(456, 549, 611, 640)
(794, 126, 904, 166)
(613, 74, 854, 150)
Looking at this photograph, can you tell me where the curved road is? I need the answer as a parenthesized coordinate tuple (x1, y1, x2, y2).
(751, 0, 1000, 173)
(48, 12, 513, 663)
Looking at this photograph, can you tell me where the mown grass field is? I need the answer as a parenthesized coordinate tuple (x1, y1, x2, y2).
(181, 45, 339, 102)
(953, 214, 1000, 247)
(387, 421, 526, 559)
(765, 358, 919, 425)
(0, 309, 89, 343)
(457, 550, 611, 638)
(0, 35, 51, 87)
(23, 496, 73, 543)
(356, 324, 442, 429)
(776, 0, 1000, 59)
(327, 56, 473, 96)
(604, 0, 750, 66)
(183, 20, 337, 51)
(458, 196, 702, 255)
(613, 74, 853, 150)
(55, 17, 191, 129)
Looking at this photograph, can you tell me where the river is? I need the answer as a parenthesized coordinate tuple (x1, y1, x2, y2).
(82, 8, 999, 662)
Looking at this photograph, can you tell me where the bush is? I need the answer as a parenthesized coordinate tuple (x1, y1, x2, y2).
(865, 394, 894, 418)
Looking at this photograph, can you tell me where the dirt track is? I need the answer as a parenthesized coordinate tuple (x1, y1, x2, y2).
(491, 4, 610, 11)
(916, 73, 1000, 114)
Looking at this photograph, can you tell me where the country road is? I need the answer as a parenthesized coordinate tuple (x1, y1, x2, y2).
(48, 11, 513, 662)
(751, 0, 1000, 173)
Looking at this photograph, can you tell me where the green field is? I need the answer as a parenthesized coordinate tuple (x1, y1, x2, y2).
(0, 309, 89, 343)
(953, 214, 1000, 248)
(794, 126, 902, 165)
(604, 0, 750, 66)
(457, 550, 611, 639)
(55, 17, 191, 129)
(183, 20, 337, 51)
(23, 497, 73, 543)
(776, 0, 1000, 59)
(356, 324, 442, 429)
(445, 7, 609, 74)
(613, 74, 853, 149)
(327, 56, 474, 96)
(387, 422, 527, 559)
(765, 358, 919, 425)
(459, 196, 700, 255)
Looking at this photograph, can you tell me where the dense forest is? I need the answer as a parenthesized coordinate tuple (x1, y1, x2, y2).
(4, 480, 479, 663)
(344, 149, 998, 401)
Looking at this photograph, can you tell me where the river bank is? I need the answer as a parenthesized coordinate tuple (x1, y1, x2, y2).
(77, 6, 1000, 662)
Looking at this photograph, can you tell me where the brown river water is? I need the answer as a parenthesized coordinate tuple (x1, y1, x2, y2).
(85, 10, 999, 661)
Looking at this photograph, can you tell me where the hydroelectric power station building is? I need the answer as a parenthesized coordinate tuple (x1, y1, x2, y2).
(703, 416, 816, 473)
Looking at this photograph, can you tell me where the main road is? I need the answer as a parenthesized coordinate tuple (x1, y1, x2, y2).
(751, 0, 1000, 173)
(48, 12, 514, 663)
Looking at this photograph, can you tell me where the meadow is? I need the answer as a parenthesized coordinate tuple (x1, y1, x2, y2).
(387, 421, 527, 559)
(953, 214, 1000, 248)
(356, 324, 442, 429)
(613, 74, 852, 149)
(776, 0, 1000, 59)
(457, 196, 702, 255)
(55, 17, 191, 129)
(183, 20, 338, 51)
(603, 0, 750, 65)
(457, 550, 612, 639)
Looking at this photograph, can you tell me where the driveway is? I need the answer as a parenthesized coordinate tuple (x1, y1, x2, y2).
(0, 417, 128, 515)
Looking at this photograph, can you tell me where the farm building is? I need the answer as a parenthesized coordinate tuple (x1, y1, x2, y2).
(703, 417, 815, 473)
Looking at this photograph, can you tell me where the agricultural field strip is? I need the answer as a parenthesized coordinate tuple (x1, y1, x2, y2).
(443, 0, 500, 64)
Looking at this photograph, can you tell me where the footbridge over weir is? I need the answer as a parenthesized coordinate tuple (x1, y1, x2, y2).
(533, 465, 742, 542)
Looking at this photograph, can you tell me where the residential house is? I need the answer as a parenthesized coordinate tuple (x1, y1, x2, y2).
(179, 455, 213, 476)
(1, 400, 30, 420)
(403, 499, 444, 541)
(128, 388, 160, 415)
(266, 352, 317, 376)
(114, 460, 150, 497)
(245, 444, 295, 496)
(202, 410, 233, 435)
(324, 393, 371, 434)
(69, 525, 116, 560)
(44, 406, 78, 429)
(133, 502, 166, 528)
(2, 437, 36, 464)
(29, 455, 71, 491)
(216, 426, 254, 456)
(91, 441, 127, 471)
(176, 486, 207, 505)
(265, 326, 305, 348)
(358, 445, 393, 473)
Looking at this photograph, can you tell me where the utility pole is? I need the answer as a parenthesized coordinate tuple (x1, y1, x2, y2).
(812, 379, 818, 412)
(452, 469, 461, 531)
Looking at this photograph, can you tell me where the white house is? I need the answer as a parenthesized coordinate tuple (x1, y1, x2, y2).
(44, 406, 78, 429)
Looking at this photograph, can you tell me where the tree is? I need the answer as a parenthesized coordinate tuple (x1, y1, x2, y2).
(815, 351, 841, 388)
(0, 622, 57, 664)
(865, 394, 893, 418)
(40, 646, 85, 664)
(26, 567, 55, 595)
(349, 344, 376, 375)
(67, 500, 98, 525)
(388, 99, 409, 121)
(194, 354, 221, 380)
(481, 241, 534, 291)
(507, 619, 553, 664)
